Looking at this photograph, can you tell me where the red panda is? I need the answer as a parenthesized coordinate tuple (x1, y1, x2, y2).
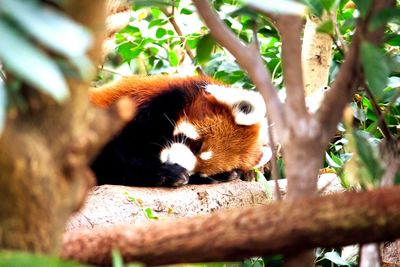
(90, 75, 272, 186)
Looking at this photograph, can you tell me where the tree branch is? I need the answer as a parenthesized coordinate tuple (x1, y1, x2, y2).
(192, 0, 286, 138)
(65, 174, 342, 231)
(275, 16, 308, 121)
(163, 7, 204, 75)
(61, 186, 400, 266)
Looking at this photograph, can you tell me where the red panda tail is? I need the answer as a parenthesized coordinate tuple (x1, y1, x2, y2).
(89, 75, 217, 107)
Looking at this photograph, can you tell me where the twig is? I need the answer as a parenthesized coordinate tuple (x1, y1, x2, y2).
(251, 20, 282, 201)
(331, 11, 348, 54)
(362, 81, 393, 141)
(163, 7, 204, 75)
(100, 66, 128, 76)
(330, 33, 346, 57)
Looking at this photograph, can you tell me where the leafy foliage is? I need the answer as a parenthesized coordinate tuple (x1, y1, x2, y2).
(0, 0, 93, 134)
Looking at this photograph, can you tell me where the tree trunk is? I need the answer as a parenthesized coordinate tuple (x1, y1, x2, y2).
(302, 14, 333, 97)
(0, 0, 107, 253)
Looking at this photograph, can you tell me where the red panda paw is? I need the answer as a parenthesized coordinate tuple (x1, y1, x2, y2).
(189, 169, 243, 184)
(159, 163, 190, 187)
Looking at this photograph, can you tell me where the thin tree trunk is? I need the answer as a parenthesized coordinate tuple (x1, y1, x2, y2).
(302, 14, 333, 97)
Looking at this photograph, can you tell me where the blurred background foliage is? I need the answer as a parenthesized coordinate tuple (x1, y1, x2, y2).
(0, 0, 94, 132)
(0, 0, 399, 266)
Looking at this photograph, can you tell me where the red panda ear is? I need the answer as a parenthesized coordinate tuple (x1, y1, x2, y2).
(205, 84, 266, 126)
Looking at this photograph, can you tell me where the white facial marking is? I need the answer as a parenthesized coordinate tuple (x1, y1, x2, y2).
(199, 151, 213, 160)
(255, 146, 273, 168)
(205, 84, 266, 126)
(160, 143, 197, 171)
(173, 121, 199, 140)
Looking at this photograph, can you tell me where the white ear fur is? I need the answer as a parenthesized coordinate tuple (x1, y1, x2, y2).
(205, 84, 266, 126)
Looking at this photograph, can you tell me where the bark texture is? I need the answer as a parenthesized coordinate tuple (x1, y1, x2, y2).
(61, 186, 400, 266)
(302, 14, 333, 97)
(0, 0, 113, 253)
(65, 174, 343, 231)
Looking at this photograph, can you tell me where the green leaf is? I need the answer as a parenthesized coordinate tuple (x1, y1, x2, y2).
(117, 43, 143, 61)
(0, 21, 69, 102)
(244, 0, 307, 16)
(301, 0, 324, 17)
(168, 50, 179, 66)
(112, 249, 124, 267)
(255, 168, 273, 198)
(323, 251, 351, 266)
(353, 0, 372, 18)
(155, 28, 167, 38)
(148, 18, 168, 29)
(186, 33, 201, 49)
(0, 0, 92, 58)
(395, 171, 400, 185)
(144, 207, 158, 219)
(0, 78, 6, 135)
(360, 42, 389, 100)
(316, 19, 334, 35)
(320, 0, 339, 12)
(353, 130, 383, 182)
(325, 152, 342, 168)
(386, 34, 400, 46)
(196, 34, 216, 64)
(0, 251, 90, 267)
(369, 7, 400, 31)
(180, 7, 194, 15)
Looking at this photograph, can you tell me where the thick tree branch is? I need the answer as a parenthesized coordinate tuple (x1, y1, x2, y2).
(192, 0, 286, 138)
(62, 186, 400, 266)
(65, 174, 342, 231)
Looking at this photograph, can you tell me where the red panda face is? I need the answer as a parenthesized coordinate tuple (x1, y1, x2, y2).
(159, 84, 272, 178)
(91, 75, 272, 186)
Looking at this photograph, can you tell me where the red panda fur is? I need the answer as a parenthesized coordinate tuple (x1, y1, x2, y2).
(90, 75, 270, 186)
(90, 75, 218, 107)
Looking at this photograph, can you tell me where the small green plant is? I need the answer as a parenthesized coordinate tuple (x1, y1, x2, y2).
(124, 192, 159, 220)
